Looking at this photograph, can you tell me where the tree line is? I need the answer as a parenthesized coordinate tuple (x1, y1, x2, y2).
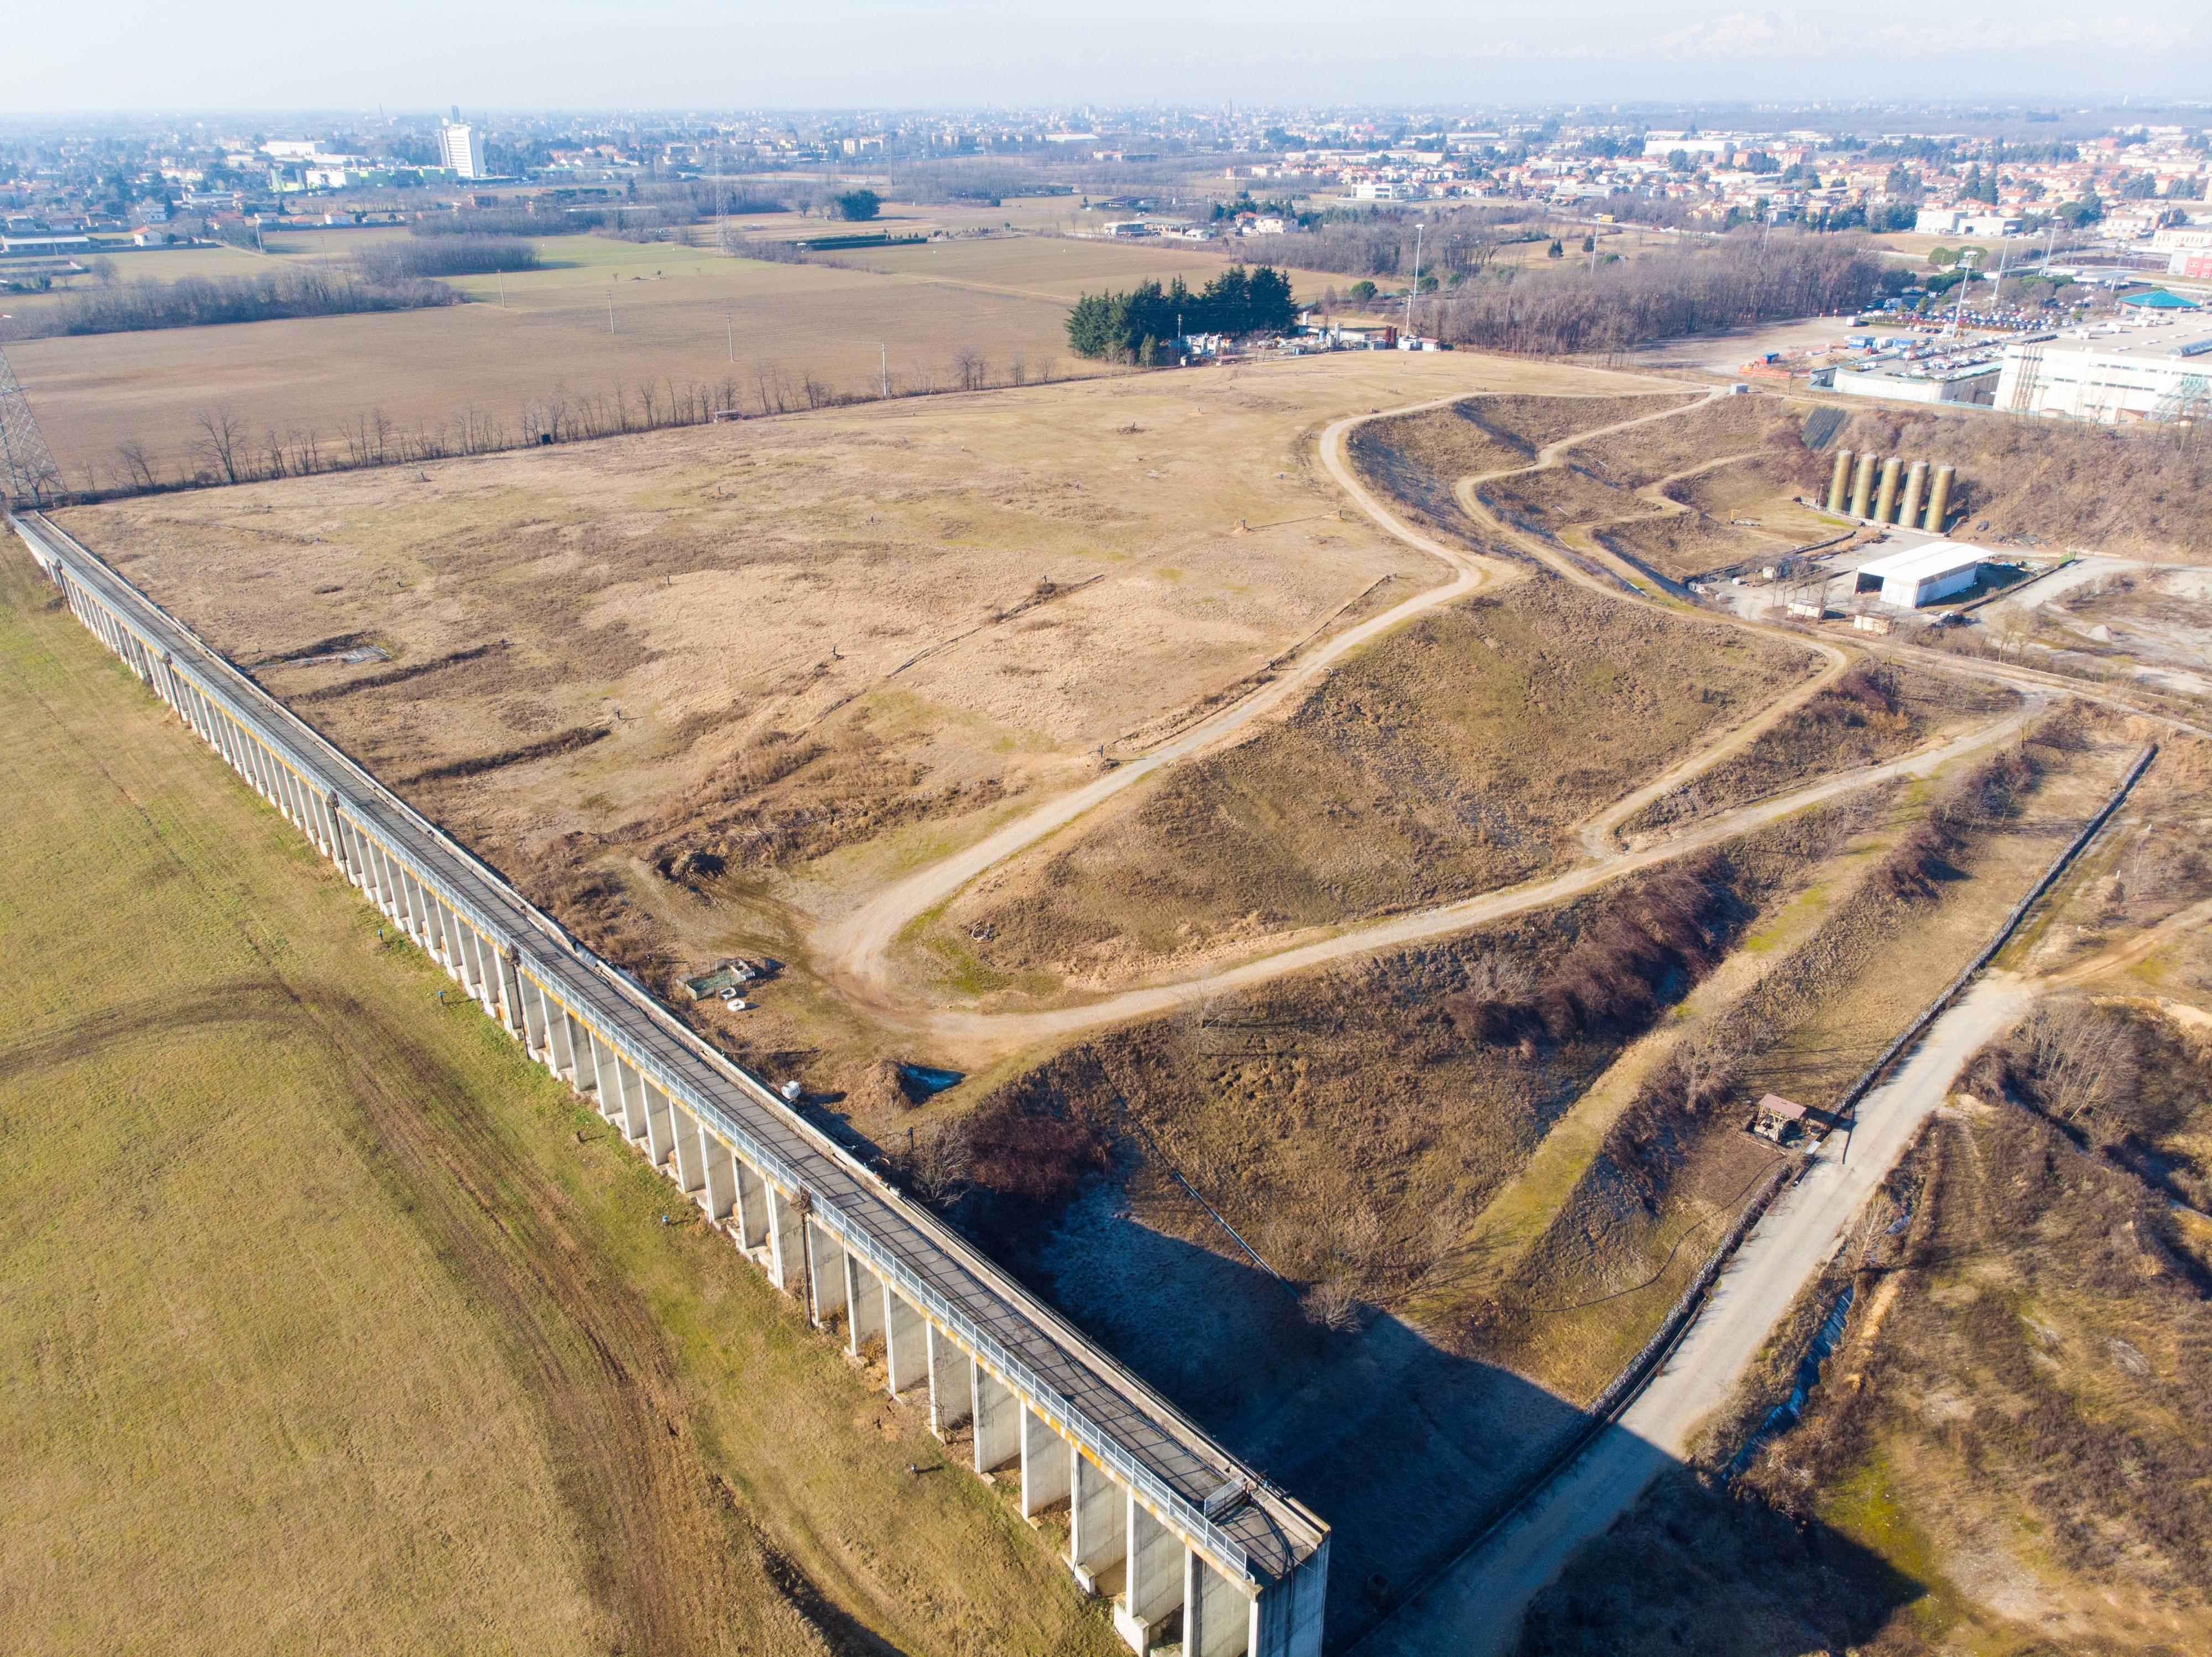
(356, 235, 541, 280)
(1066, 264, 1298, 361)
(84, 345, 1062, 498)
(1422, 232, 1881, 356)
(13, 268, 460, 338)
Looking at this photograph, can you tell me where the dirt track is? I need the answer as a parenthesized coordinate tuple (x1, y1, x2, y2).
(808, 385, 2029, 1050)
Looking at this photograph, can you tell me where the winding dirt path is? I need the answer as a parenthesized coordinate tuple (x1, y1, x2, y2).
(810, 384, 2038, 1048)
(812, 392, 1518, 1010)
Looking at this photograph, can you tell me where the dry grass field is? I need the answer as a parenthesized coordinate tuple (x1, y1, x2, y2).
(56, 354, 1667, 1071)
(0, 546, 1118, 1657)
(922, 576, 1814, 996)
(11, 228, 1343, 491)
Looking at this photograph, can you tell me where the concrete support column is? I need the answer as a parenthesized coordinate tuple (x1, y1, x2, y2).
(805, 1220, 846, 1330)
(372, 842, 401, 918)
(1071, 1452, 1128, 1596)
(700, 1128, 735, 1221)
(1021, 1407, 1072, 1519)
(467, 930, 500, 1015)
(844, 1255, 886, 1357)
(614, 1057, 649, 1142)
(1121, 1497, 1183, 1650)
(520, 973, 552, 1064)
(494, 949, 526, 1038)
(394, 864, 425, 941)
(587, 1030, 620, 1116)
(1185, 1551, 1251, 1657)
(642, 1079, 677, 1173)
(883, 1286, 926, 1395)
(764, 1185, 807, 1297)
(732, 1158, 769, 1250)
(551, 1009, 580, 1082)
(418, 886, 450, 965)
(972, 1364, 1020, 1474)
(670, 1102, 706, 1194)
(927, 1324, 973, 1439)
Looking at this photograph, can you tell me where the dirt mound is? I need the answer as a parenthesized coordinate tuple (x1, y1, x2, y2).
(844, 1058, 929, 1116)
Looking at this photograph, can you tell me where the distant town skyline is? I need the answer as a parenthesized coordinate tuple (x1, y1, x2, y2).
(13, 1, 2211, 112)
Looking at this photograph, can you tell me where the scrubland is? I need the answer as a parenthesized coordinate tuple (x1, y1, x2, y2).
(926, 576, 1813, 994)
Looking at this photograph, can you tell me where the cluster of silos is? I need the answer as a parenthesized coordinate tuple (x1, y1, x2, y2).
(1826, 448, 1954, 533)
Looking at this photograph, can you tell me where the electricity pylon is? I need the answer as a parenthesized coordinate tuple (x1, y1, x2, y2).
(0, 337, 63, 506)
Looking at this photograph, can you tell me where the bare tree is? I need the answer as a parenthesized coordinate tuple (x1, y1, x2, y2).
(191, 405, 247, 485)
(1008, 350, 1027, 387)
(953, 347, 988, 392)
(114, 438, 159, 492)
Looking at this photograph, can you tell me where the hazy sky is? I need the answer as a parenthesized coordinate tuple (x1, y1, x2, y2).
(15, 2, 2210, 112)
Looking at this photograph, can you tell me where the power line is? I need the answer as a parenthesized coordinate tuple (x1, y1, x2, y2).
(0, 335, 63, 506)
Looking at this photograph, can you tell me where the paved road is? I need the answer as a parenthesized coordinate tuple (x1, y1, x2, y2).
(1358, 973, 2034, 1656)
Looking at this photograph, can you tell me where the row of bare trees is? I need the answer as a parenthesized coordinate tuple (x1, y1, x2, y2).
(1423, 232, 1882, 357)
(80, 348, 1060, 498)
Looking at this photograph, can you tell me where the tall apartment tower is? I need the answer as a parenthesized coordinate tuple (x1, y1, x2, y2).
(437, 107, 483, 178)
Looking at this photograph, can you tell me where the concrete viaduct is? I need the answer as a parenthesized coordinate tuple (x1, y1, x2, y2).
(11, 511, 1330, 1657)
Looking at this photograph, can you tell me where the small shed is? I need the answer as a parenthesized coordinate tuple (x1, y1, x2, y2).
(1751, 1092, 1808, 1142)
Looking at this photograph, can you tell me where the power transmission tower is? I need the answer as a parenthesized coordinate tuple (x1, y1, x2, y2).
(0, 337, 64, 506)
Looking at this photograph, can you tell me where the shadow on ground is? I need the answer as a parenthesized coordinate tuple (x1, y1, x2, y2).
(1036, 1181, 1923, 1654)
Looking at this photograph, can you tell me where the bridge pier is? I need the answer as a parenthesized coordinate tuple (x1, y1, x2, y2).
(927, 1323, 972, 1438)
(1021, 1405, 1071, 1519)
(972, 1362, 1020, 1474)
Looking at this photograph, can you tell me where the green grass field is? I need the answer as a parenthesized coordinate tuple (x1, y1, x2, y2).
(0, 543, 1117, 1655)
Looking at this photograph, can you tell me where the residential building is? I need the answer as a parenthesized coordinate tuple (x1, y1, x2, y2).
(438, 110, 483, 179)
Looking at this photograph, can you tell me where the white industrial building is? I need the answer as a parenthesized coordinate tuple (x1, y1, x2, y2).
(437, 110, 483, 179)
(1995, 312, 2212, 424)
(1913, 208, 2023, 237)
(1854, 543, 1986, 608)
(1833, 350, 2002, 406)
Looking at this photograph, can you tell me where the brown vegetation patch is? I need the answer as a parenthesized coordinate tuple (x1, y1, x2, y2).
(1826, 402, 2212, 558)
(941, 576, 1814, 991)
(1623, 664, 2018, 839)
(1590, 512, 1774, 581)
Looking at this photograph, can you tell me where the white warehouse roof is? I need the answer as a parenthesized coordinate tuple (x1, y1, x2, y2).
(1855, 541, 1987, 583)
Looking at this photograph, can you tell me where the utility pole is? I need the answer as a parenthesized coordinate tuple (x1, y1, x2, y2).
(1950, 248, 1978, 336)
(880, 341, 888, 396)
(727, 310, 734, 362)
(496, 270, 505, 306)
(607, 291, 616, 335)
(1404, 222, 1423, 340)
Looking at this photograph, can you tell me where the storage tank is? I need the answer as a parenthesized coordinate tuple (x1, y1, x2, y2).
(1898, 460, 1928, 529)
(1924, 465, 1955, 533)
(1875, 456, 1903, 524)
(1849, 451, 1877, 518)
(1827, 449, 1855, 515)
